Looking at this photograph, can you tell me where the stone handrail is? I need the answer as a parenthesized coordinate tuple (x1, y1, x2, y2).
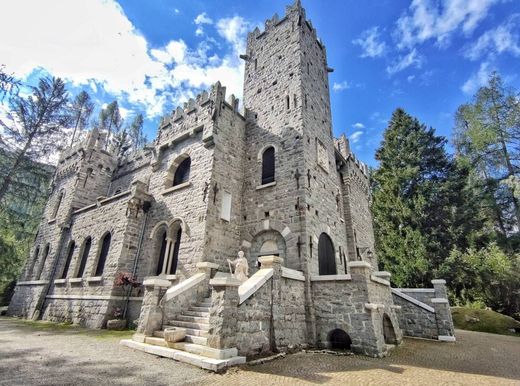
(238, 268, 274, 304)
(162, 272, 206, 303)
(391, 288, 435, 313)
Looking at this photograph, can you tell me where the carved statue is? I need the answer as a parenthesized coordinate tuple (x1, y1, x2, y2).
(227, 251, 249, 282)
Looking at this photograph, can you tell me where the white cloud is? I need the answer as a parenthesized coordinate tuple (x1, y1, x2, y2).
(194, 12, 213, 25)
(395, 0, 499, 49)
(464, 14, 520, 60)
(350, 131, 363, 144)
(216, 16, 251, 55)
(407, 75, 416, 82)
(195, 27, 204, 37)
(461, 61, 493, 94)
(352, 123, 365, 129)
(0, 0, 247, 119)
(333, 81, 350, 91)
(173, 8, 180, 15)
(386, 49, 423, 75)
(352, 27, 387, 58)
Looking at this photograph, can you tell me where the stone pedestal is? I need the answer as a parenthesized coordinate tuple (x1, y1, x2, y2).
(207, 277, 241, 350)
(431, 279, 456, 341)
(134, 278, 170, 341)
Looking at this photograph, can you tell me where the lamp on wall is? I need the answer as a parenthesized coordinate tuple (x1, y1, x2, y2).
(356, 246, 373, 261)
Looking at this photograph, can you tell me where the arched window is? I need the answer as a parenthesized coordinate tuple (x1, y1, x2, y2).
(36, 244, 50, 280)
(155, 230, 168, 276)
(61, 241, 75, 279)
(76, 237, 91, 278)
(52, 191, 64, 219)
(95, 233, 111, 276)
(173, 157, 191, 186)
(261, 147, 275, 185)
(318, 233, 336, 275)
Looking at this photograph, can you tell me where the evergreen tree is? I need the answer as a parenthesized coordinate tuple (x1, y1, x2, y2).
(128, 114, 146, 150)
(371, 108, 455, 287)
(68, 91, 94, 147)
(98, 100, 123, 149)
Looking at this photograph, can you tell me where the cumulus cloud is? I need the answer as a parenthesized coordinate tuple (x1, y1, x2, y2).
(216, 16, 251, 55)
(386, 48, 423, 75)
(464, 14, 520, 60)
(333, 81, 350, 92)
(350, 131, 364, 144)
(352, 27, 387, 58)
(195, 12, 213, 25)
(395, 0, 499, 49)
(0, 0, 248, 119)
(461, 61, 493, 94)
(352, 123, 365, 129)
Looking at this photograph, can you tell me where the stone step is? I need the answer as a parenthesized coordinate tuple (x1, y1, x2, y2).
(120, 339, 246, 372)
(183, 310, 210, 317)
(153, 331, 208, 345)
(198, 302, 212, 308)
(170, 342, 238, 360)
(189, 306, 211, 313)
(163, 325, 209, 337)
(144, 336, 167, 347)
(177, 315, 210, 324)
(167, 320, 210, 331)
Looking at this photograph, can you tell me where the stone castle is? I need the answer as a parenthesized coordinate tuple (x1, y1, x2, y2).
(9, 1, 455, 370)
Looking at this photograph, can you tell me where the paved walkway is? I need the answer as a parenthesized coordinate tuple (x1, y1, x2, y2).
(1, 317, 519, 385)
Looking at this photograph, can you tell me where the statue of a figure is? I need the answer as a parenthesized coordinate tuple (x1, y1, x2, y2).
(227, 251, 249, 282)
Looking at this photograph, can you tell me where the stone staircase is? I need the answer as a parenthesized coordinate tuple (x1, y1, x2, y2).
(121, 296, 246, 371)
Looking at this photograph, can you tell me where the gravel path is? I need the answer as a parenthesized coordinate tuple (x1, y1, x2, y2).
(1, 317, 519, 385)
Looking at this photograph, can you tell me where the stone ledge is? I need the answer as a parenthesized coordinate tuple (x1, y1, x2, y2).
(438, 335, 456, 342)
(16, 280, 49, 286)
(373, 271, 391, 279)
(255, 181, 276, 190)
(431, 279, 446, 284)
(397, 288, 435, 293)
(143, 278, 171, 287)
(370, 275, 390, 286)
(46, 295, 143, 301)
(162, 182, 191, 196)
(391, 288, 435, 313)
(431, 298, 449, 304)
(238, 268, 273, 304)
(86, 276, 103, 283)
(53, 279, 67, 284)
(347, 261, 371, 269)
(196, 262, 219, 269)
(210, 276, 242, 288)
(47, 218, 57, 224)
(163, 273, 205, 302)
(310, 274, 352, 282)
(365, 303, 385, 311)
(281, 267, 305, 281)
(69, 278, 83, 284)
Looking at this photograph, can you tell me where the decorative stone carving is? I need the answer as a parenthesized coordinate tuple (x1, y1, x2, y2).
(227, 251, 249, 282)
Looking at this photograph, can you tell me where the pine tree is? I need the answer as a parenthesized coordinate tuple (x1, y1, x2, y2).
(128, 114, 146, 150)
(68, 91, 94, 147)
(99, 101, 123, 149)
(371, 108, 454, 287)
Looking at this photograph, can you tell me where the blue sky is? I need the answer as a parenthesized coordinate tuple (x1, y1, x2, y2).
(1, 0, 520, 165)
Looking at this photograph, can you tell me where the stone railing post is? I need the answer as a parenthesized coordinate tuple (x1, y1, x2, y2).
(207, 276, 241, 350)
(134, 278, 170, 342)
(431, 279, 456, 341)
(258, 255, 283, 351)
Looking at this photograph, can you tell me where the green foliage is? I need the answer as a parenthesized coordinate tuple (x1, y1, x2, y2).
(452, 307, 520, 336)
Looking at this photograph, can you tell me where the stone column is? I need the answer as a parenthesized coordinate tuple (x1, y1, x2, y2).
(134, 278, 170, 342)
(258, 255, 283, 351)
(431, 279, 456, 341)
(207, 276, 241, 350)
(163, 238, 173, 275)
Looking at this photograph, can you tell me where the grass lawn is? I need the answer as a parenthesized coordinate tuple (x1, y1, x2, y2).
(452, 307, 520, 336)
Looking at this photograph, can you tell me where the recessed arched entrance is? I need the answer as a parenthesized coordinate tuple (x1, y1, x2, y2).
(250, 230, 286, 272)
(383, 314, 397, 344)
(318, 233, 337, 275)
(327, 329, 352, 350)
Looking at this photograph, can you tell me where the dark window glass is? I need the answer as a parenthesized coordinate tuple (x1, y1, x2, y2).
(77, 238, 91, 278)
(318, 233, 337, 275)
(169, 228, 182, 275)
(173, 157, 191, 186)
(156, 230, 167, 276)
(261, 147, 275, 185)
(95, 233, 111, 276)
(61, 241, 75, 279)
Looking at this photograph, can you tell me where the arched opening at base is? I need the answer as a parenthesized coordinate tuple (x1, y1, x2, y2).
(327, 329, 352, 350)
(383, 314, 397, 345)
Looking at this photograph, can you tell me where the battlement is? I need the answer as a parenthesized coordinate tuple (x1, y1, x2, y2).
(156, 82, 242, 146)
(335, 135, 369, 177)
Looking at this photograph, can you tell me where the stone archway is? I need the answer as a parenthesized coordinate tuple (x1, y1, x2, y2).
(249, 230, 286, 272)
(327, 329, 352, 350)
(383, 313, 398, 345)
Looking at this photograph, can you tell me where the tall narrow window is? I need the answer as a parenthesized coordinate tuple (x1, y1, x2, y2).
(77, 237, 91, 277)
(169, 228, 182, 275)
(286, 95, 290, 110)
(318, 233, 336, 275)
(261, 147, 275, 185)
(95, 233, 111, 276)
(61, 241, 75, 279)
(293, 94, 297, 108)
(173, 157, 191, 186)
(254, 58, 258, 70)
(156, 230, 168, 276)
(52, 191, 64, 219)
(36, 244, 50, 280)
